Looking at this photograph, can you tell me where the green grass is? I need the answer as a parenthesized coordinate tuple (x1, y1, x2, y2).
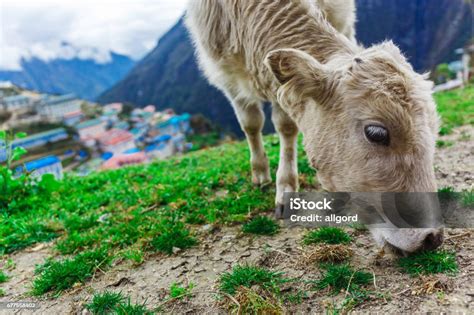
(303, 227, 352, 245)
(121, 248, 144, 265)
(0, 269, 8, 283)
(150, 221, 197, 255)
(315, 264, 373, 294)
(115, 299, 152, 315)
(398, 250, 458, 275)
(434, 84, 474, 135)
(86, 291, 126, 314)
(32, 247, 112, 296)
(461, 190, 474, 208)
(219, 265, 288, 295)
(436, 140, 454, 148)
(169, 282, 194, 299)
(0, 288, 5, 297)
(437, 186, 458, 201)
(242, 216, 280, 236)
(86, 291, 152, 315)
(313, 264, 377, 314)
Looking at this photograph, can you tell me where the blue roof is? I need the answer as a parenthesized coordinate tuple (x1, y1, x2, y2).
(123, 148, 140, 154)
(24, 155, 60, 171)
(101, 152, 114, 160)
(152, 134, 172, 143)
(146, 143, 166, 152)
(181, 113, 191, 120)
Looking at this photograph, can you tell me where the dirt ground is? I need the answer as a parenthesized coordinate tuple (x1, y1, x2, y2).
(1, 126, 472, 314)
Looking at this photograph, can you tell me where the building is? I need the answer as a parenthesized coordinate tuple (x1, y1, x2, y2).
(63, 110, 84, 126)
(37, 94, 81, 121)
(75, 119, 107, 141)
(97, 129, 136, 154)
(103, 102, 123, 114)
(11, 128, 68, 150)
(101, 152, 148, 170)
(146, 136, 174, 160)
(1, 94, 34, 111)
(21, 155, 63, 179)
(155, 113, 191, 136)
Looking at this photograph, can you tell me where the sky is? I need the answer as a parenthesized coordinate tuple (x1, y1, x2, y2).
(0, 0, 188, 70)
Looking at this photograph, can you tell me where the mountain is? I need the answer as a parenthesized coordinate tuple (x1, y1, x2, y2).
(0, 52, 135, 100)
(356, 0, 473, 72)
(99, 0, 473, 135)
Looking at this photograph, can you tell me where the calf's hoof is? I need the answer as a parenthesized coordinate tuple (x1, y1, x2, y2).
(275, 203, 285, 219)
(252, 172, 272, 188)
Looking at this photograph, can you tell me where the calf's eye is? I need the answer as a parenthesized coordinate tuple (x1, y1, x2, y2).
(364, 125, 389, 146)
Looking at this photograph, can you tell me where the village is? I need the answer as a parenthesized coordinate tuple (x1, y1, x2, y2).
(0, 82, 193, 179)
(0, 42, 473, 182)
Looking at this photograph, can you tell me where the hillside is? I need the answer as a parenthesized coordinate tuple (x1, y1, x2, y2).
(0, 52, 135, 100)
(0, 85, 473, 313)
(98, 0, 473, 134)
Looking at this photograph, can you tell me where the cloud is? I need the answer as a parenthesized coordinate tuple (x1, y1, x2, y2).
(0, 0, 188, 70)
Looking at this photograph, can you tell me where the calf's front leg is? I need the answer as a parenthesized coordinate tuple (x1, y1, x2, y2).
(272, 105, 299, 218)
(232, 100, 271, 186)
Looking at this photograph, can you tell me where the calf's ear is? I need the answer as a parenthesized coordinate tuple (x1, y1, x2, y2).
(264, 49, 338, 118)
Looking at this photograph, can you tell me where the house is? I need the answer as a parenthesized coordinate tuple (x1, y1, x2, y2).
(114, 121, 130, 130)
(103, 102, 123, 114)
(63, 110, 84, 126)
(156, 119, 178, 136)
(1, 129, 68, 162)
(75, 119, 107, 141)
(145, 134, 174, 159)
(143, 105, 156, 113)
(37, 94, 81, 121)
(12, 128, 68, 150)
(101, 151, 148, 170)
(1, 94, 34, 111)
(155, 113, 191, 136)
(21, 155, 63, 179)
(97, 129, 136, 154)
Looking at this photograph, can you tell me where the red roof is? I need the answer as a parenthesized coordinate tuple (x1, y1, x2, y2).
(64, 110, 83, 118)
(101, 152, 147, 170)
(98, 129, 134, 146)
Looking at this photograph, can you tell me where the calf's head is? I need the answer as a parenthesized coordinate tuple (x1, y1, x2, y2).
(265, 42, 443, 255)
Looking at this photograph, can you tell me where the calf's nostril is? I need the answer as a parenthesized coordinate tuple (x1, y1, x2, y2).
(423, 232, 444, 251)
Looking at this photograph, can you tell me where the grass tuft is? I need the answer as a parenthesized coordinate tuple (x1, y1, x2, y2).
(86, 291, 152, 315)
(242, 216, 280, 236)
(231, 286, 284, 314)
(436, 140, 454, 148)
(303, 244, 353, 264)
(0, 270, 8, 283)
(398, 250, 458, 275)
(169, 282, 194, 299)
(303, 227, 351, 245)
(32, 247, 111, 296)
(219, 265, 287, 295)
(150, 222, 197, 255)
(316, 264, 373, 294)
(438, 186, 458, 201)
(86, 291, 126, 314)
(461, 190, 473, 208)
(115, 299, 152, 315)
